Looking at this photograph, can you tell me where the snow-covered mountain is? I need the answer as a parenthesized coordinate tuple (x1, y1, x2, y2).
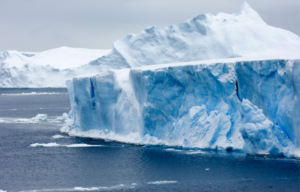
(1, 2, 300, 87)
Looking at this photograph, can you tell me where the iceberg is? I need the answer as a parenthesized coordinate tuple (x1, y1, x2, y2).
(61, 3, 300, 157)
(0, 47, 111, 87)
(64, 58, 300, 157)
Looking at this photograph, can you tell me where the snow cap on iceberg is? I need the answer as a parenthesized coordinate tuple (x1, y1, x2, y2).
(111, 2, 300, 68)
(241, 2, 251, 11)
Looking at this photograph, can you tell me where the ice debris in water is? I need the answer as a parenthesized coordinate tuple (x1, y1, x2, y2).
(14, 114, 47, 123)
(50, 113, 69, 123)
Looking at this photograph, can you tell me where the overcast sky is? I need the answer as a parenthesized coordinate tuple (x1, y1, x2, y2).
(1, 0, 299, 52)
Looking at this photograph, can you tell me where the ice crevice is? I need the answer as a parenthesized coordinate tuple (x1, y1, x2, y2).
(62, 59, 300, 158)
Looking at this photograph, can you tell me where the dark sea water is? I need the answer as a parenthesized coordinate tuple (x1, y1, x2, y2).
(0, 88, 299, 192)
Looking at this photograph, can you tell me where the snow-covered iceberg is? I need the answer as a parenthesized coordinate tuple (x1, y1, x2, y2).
(1, 2, 300, 87)
(0, 47, 111, 87)
(63, 58, 300, 157)
(61, 3, 300, 157)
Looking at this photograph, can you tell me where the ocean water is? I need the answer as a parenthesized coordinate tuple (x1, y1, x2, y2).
(0, 88, 299, 192)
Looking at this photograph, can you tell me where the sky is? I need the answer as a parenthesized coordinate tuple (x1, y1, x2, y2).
(0, 0, 299, 52)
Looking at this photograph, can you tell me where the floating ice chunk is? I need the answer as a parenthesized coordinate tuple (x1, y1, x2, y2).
(33, 114, 47, 122)
(147, 181, 177, 185)
(0, 119, 6, 123)
(49, 113, 69, 123)
(55, 113, 68, 121)
(15, 114, 48, 123)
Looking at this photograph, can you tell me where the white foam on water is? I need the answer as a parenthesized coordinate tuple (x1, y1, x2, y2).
(147, 181, 177, 185)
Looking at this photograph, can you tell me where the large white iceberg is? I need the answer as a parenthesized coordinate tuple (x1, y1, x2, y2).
(63, 58, 300, 157)
(61, 3, 300, 157)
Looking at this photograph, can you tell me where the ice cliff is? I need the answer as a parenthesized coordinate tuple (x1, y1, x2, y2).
(1, 2, 300, 87)
(63, 58, 300, 157)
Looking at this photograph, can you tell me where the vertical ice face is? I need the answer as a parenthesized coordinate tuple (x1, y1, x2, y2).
(236, 60, 300, 148)
(65, 59, 299, 156)
(240, 99, 291, 156)
(130, 63, 243, 149)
